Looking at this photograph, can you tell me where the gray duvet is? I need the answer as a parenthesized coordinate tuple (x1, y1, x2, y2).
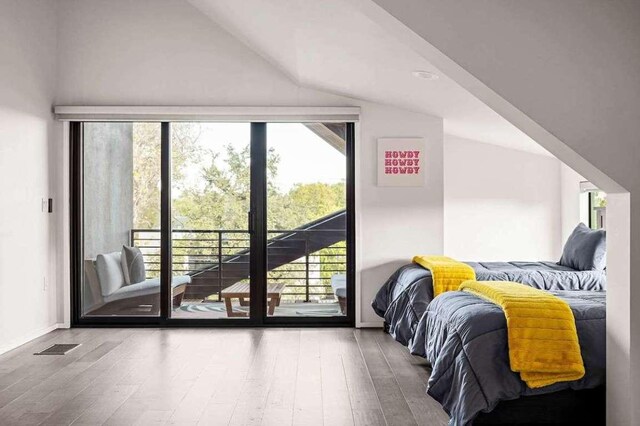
(411, 290, 606, 426)
(371, 261, 606, 347)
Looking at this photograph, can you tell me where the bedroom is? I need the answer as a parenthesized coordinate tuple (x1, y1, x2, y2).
(0, 0, 637, 425)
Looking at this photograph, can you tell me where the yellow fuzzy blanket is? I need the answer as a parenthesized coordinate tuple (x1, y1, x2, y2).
(459, 280, 585, 388)
(412, 255, 476, 296)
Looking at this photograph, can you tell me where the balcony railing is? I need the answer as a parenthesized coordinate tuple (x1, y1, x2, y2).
(130, 228, 346, 303)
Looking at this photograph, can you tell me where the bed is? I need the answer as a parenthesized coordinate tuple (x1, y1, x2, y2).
(371, 260, 606, 347)
(411, 289, 606, 425)
(371, 224, 607, 424)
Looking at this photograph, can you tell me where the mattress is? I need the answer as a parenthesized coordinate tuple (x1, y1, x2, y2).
(371, 261, 606, 346)
(411, 290, 606, 426)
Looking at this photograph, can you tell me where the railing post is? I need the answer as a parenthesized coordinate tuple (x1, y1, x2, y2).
(218, 231, 223, 301)
(305, 234, 310, 303)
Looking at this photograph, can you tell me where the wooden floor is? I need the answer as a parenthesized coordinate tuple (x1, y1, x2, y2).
(0, 328, 448, 426)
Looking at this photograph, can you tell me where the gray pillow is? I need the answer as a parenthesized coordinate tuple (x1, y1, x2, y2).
(95, 252, 125, 296)
(559, 223, 606, 271)
(121, 245, 146, 285)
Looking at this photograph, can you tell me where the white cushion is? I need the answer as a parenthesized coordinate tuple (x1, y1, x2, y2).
(95, 252, 125, 297)
(331, 274, 347, 299)
(103, 276, 191, 304)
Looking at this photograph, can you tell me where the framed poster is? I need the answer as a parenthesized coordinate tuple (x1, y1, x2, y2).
(377, 138, 425, 186)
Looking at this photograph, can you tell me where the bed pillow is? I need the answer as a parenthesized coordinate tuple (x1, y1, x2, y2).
(121, 245, 146, 285)
(559, 223, 606, 271)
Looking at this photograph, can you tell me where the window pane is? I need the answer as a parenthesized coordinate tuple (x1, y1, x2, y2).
(590, 191, 607, 229)
(82, 123, 161, 317)
(266, 123, 347, 317)
(169, 123, 252, 319)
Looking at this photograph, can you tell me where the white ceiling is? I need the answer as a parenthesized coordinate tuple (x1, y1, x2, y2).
(188, 0, 551, 156)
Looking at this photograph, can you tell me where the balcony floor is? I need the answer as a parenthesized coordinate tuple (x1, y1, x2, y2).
(172, 300, 345, 319)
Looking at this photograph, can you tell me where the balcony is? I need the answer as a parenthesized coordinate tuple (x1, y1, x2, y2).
(131, 223, 347, 318)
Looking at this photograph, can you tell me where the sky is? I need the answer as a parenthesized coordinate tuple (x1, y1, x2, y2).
(179, 122, 346, 192)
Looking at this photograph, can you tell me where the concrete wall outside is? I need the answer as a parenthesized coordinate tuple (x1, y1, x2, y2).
(83, 123, 134, 259)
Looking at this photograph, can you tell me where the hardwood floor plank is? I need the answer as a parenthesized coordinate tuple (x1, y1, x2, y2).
(354, 330, 417, 426)
(373, 331, 449, 426)
(340, 329, 387, 426)
(319, 330, 354, 426)
(71, 384, 138, 425)
(0, 327, 451, 426)
(260, 330, 299, 426)
(292, 330, 322, 426)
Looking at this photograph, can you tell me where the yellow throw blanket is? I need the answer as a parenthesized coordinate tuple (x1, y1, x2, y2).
(412, 255, 476, 296)
(459, 280, 585, 388)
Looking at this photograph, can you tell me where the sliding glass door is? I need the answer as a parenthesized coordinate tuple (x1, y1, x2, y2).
(72, 121, 354, 326)
(168, 123, 252, 319)
(266, 123, 348, 318)
(80, 122, 162, 317)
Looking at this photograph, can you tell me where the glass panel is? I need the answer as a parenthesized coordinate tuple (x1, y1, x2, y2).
(82, 123, 161, 317)
(266, 123, 347, 317)
(169, 123, 251, 319)
(589, 191, 607, 229)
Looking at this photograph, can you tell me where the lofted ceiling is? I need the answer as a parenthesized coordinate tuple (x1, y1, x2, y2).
(187, 0, 550, 156)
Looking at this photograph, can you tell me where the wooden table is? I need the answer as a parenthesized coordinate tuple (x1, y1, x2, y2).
(220, 282, 285, 317)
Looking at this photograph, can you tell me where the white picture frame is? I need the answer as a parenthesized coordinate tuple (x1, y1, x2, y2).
(377, 138, 426, 187)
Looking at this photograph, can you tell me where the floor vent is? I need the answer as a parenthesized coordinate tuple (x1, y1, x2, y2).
(34, 344, 80, 356)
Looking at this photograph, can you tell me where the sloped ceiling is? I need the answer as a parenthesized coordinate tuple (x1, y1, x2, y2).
(188, 0, 550, 156)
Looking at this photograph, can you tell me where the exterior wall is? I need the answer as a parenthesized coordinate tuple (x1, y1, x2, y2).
(444, 136, 562, 261)
(83, 123, 134, 259)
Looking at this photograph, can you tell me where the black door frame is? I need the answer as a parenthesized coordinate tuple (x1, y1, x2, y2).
(70, 121, 356, 327)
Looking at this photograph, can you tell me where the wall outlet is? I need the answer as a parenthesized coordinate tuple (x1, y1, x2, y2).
(43, 277, 47, 292)
(41, 198, 48, 213)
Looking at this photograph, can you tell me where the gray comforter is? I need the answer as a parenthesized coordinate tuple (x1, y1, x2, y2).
(371, 261, 606, 347)
(411, 290, 606, 426)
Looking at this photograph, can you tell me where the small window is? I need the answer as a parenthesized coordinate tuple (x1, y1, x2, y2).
(579, 181, 606, 230)
(588, 191, 606, 230)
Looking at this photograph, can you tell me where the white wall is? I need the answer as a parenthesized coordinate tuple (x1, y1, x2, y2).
(54, 0, 444, 328)
(560, 163, 586, 242)
(444, 136, 561, 261)
(367, 1, 640, 423)
(358, 105, 443, 326)
(56, 0, 343, 107)
(0, 0, 60, 354)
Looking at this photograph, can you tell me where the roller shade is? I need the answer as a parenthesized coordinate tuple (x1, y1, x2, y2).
(54, 106, 360, 122)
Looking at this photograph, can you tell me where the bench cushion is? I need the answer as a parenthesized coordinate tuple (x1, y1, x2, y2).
(103, 275, 191, 304)
(331, 274, 347, 299)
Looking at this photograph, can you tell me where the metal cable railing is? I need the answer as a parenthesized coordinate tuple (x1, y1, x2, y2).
(131, 228, 346, 303)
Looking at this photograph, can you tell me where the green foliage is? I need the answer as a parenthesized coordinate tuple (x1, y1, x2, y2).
(132, 123, 203, 229)
(269, 182, 345, 231)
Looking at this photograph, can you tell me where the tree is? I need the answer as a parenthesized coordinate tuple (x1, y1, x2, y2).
(171, 144, 282, 230)
(132, 123, 203, 229)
